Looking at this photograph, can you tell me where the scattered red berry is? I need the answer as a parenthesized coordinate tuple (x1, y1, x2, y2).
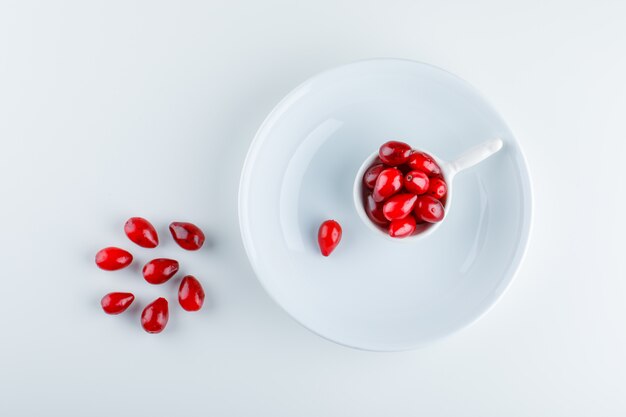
(379, 141, 412, 166)
(415, 196, 445, 223)
(389, 215, 417, 238)
(178, 275, 205, 312)
(427, 177, 447, 200)
(363, 163, 384, 189)
(318, 220, 342, 257)
(142, 258, 179, 284)
(141, 297, 169, 334)
(364, 194, 389, 226)
(169, 222, 205, 251)
(95, 247, 133, 271)
(124, 217, 159, 248)
(382, 194, 418, 221)
(404, 170, 430, 194)
(372, 168, 403, 202)
(101, 292, 135, 314)
(408, 151, 441, 176)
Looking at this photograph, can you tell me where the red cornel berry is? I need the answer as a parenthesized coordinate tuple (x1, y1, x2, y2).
(95, 247, 133, 271)
(408, 151, 441, 176)
(101, 292, 135, 314)
(124, 217, 159, 248)
(427, 177, 447, 200)
(179, 275, 205, 312)
(415, 196, 445, 223)
(388, 216, 416, 238)
(362, 163, 384, 189)
(318, 220, 342, 257)
(169, 222, 205, 251)
(404, 170, 430, 194)
(141, 297, 169, 334)
(382, 193, 418, 221)
(372, 168, 403, 202)
(142, 258, 179, 284)
(379, 141, 412, 166)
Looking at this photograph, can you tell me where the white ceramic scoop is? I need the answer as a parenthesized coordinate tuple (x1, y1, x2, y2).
(353, 138, 504, 241)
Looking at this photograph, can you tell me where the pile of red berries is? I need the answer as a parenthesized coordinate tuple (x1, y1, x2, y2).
(95, 218, 206, 334)
(362, 141, 448, 238)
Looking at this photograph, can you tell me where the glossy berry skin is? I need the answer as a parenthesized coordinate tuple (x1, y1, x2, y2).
(95, 247, 133, 271)
(141, 297, 169, 334)
(101, 292, 135, 315)
(169, 222, 205, 251)
(404, 170, 430, 194)
(318, 220, 342, 257)
(363, 163, 384, 189)
(427, 177, 447, 200)
(124, 217, 159, 248)
(389, 215, 416, 238)
(372, 168, 403, 202)
(364, 194, 388, 226)
(382, 193, 418, 221)
(408, 151, 441, 176)
(178, 275, 205, 312)
(415, 196, 445, 223)
(379, 141, 412, 166)
(142, 258, 179, 284)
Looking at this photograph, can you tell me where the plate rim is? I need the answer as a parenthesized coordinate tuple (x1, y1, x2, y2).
(238, 57, 534, 351)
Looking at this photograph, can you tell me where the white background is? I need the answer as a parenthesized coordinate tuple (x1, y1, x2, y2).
(1, 0, 625, 415)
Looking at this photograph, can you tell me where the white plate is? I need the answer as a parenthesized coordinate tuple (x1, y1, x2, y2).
(239, 59, 532, 351)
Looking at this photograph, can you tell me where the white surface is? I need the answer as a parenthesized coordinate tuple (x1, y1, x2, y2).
(240, 59, 531, 350)
(0, 0, 625, 415)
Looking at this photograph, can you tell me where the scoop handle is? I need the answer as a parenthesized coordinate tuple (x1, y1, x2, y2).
(448, 138, 503, 175)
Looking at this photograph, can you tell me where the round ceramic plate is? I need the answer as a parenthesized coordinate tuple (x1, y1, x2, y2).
(239, 59, 532, 351)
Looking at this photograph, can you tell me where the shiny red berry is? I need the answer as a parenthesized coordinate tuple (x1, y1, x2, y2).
(95, 247, 133, 271)
(427, 177, 447, 200)
(389, 215, 416, 238)
(141, 297, 169, 334)
(404, 170, 430, 194)
(169, 222, 205, 251)
(364, 194, 388, 226)
(382, 193, 418, 221)
(318, 220, 342, 257)
(179, 275, 205, 312)
(415, 196, 445, 223)
(101, 292, 135, 315)
(379, 141, 412, 166)
(124, 217, 159, 248)
(363, 163, 384, 189)
(408, 151, 441, 176)
(142, 258, 179, 284)
(372, 168, 403, 202)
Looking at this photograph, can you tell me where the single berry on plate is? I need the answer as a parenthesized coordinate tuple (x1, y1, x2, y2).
(141, 297, 169, 334)
(382, 193, 418, 221)
(389, 215, 417, 238)
(95, 247, 133, 271)
(124, 217, 159, 248)
(101, 292, 135, 314)
(415, 196, 445, 223)
(318, 220, 342, 257)
(363, 163, 384, 189)
(379, 141, 412, 166)
(404, 170, 430, 194)
(142, 258, 179, 284)
(372, 167, 403, 202)
(178, 275, 205, 312)
(169, 222, 205, 251)
(427, 177, 447, 200)
(408, 151, 441, 176)
(364, 194, 388, 226)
